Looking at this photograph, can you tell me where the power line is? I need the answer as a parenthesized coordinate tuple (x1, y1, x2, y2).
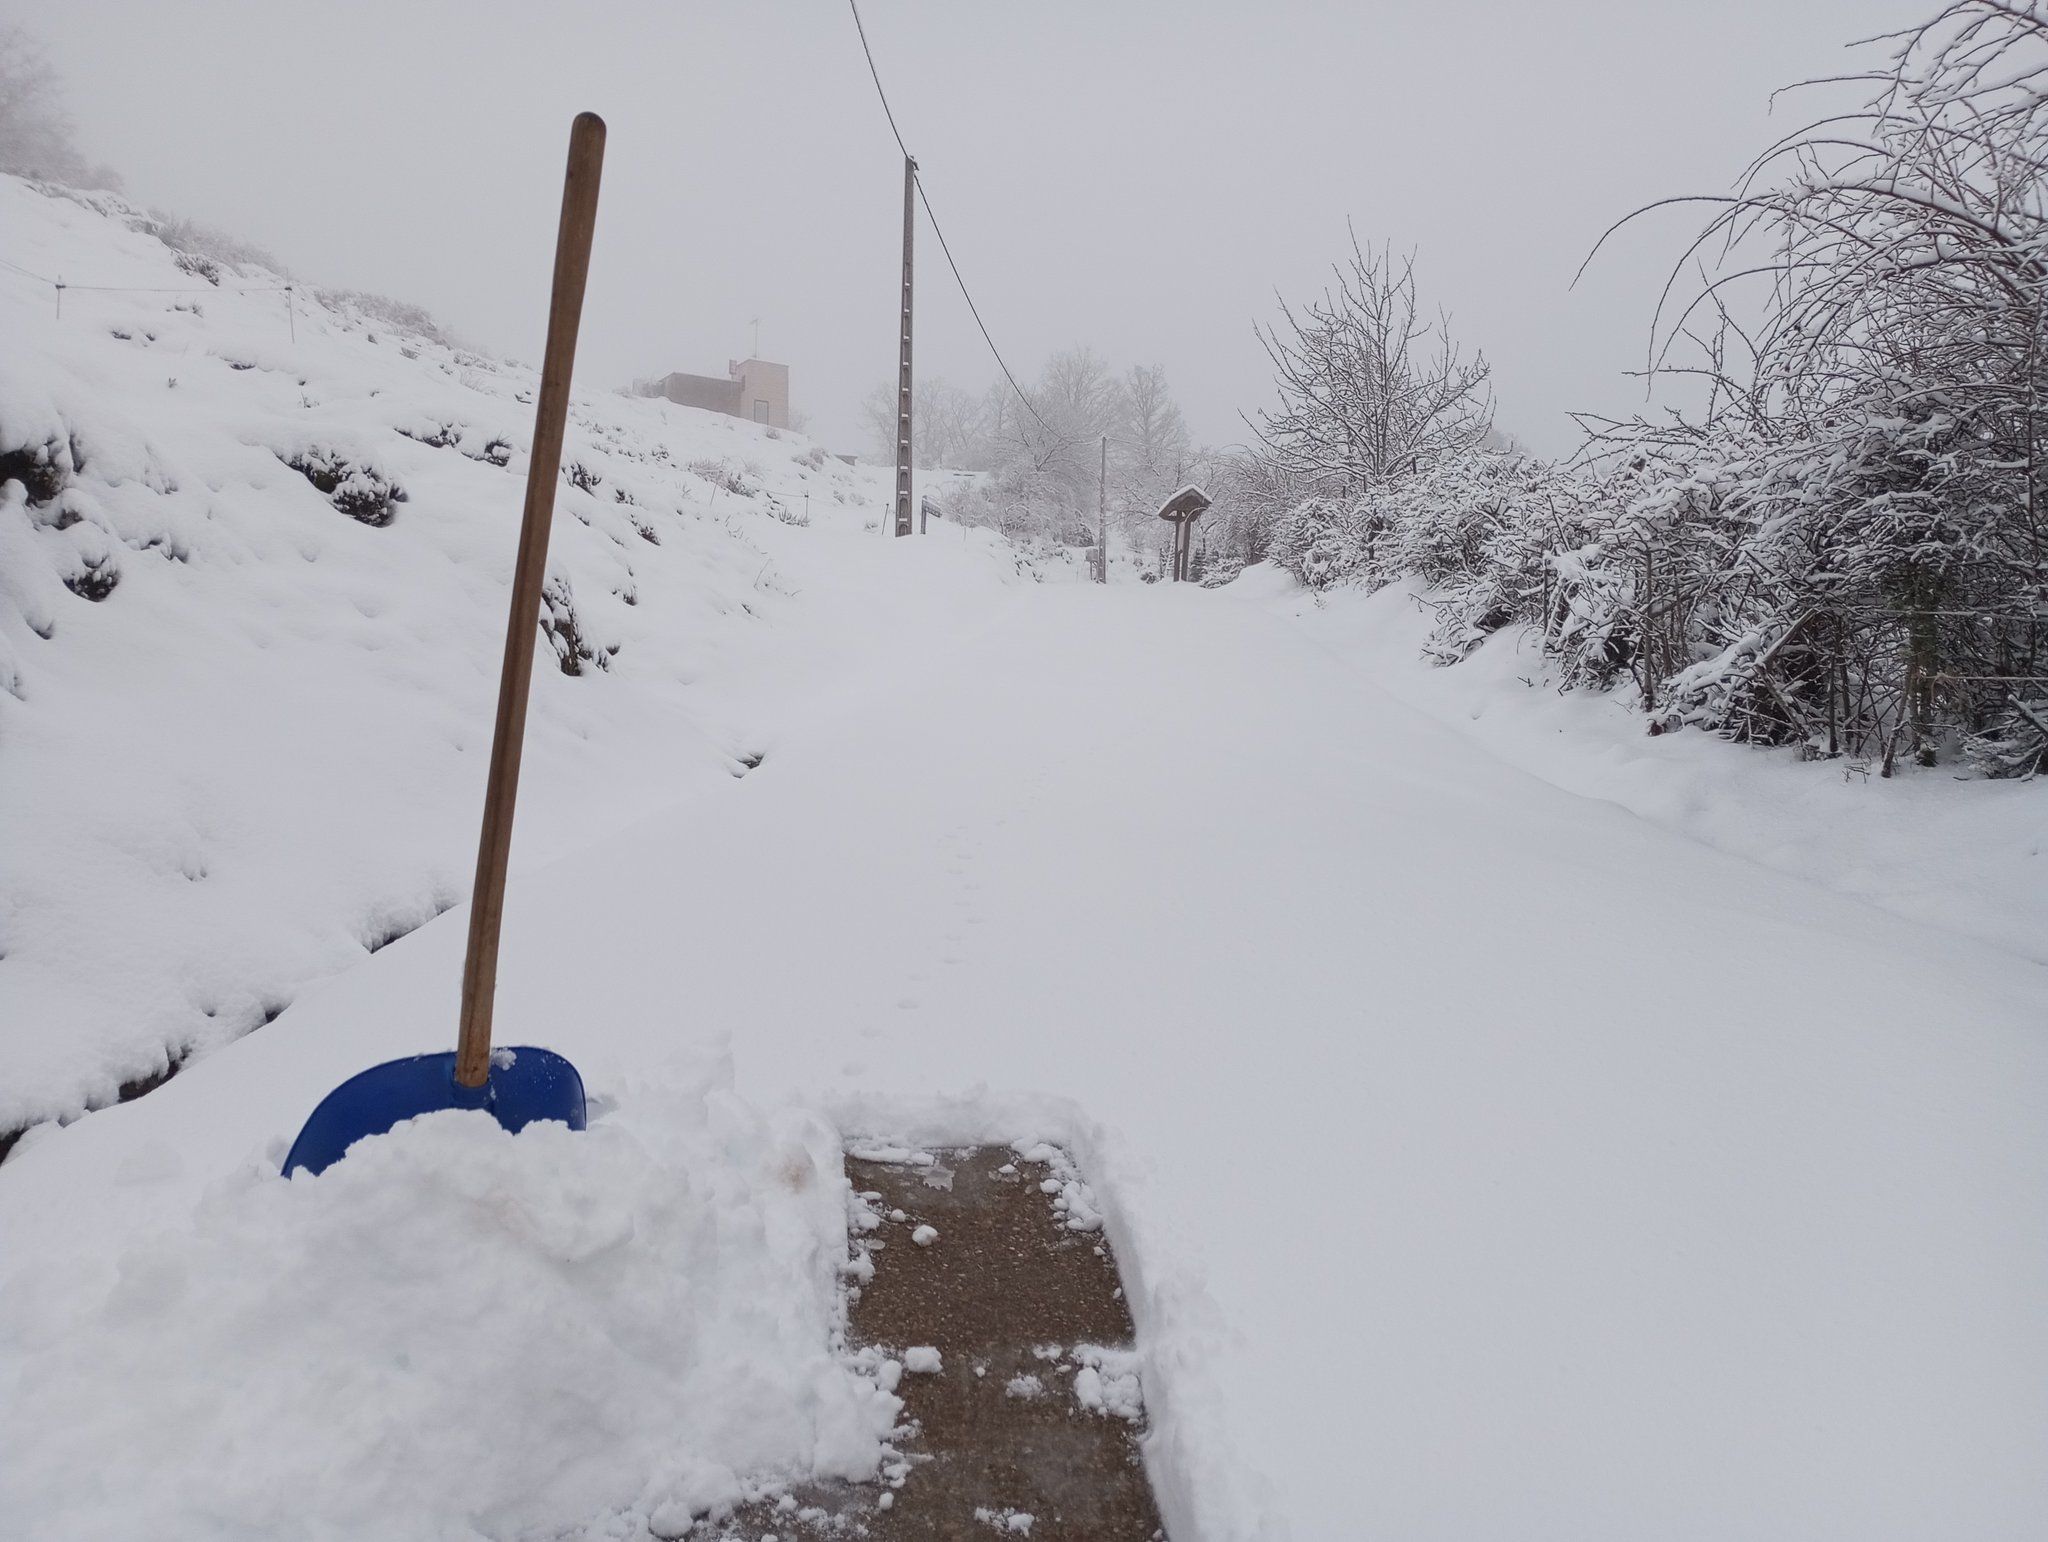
(846, 0, 911, 163)
(912, 178, 1050, 435)
(844, 0, 1050, 435)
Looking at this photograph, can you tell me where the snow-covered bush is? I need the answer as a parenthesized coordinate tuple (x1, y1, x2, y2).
(688, 457, 758, 499)
(314, 288, 454, 348)
(278, 445, 408, 526)
(1256, 0, 2048, 778)
(143, 212, 283, 275)
(1269, 496, 1369, 592)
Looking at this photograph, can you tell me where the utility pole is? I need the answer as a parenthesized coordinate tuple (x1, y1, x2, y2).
(1097, 436, 1108, 583)
(893, 155, 916, 538)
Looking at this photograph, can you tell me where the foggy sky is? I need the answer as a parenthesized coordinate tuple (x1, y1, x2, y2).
(22, 0, 1933, 458)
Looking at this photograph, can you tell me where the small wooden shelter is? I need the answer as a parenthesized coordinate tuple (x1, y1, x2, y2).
(1156, 484, 1212, 582)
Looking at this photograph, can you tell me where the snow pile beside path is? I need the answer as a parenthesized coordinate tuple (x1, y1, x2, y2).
(0, 1076, 896, 1541)
(1243, 568, 2048, 966)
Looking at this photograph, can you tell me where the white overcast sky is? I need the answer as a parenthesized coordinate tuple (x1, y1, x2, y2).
(22, 0, 1931, 457)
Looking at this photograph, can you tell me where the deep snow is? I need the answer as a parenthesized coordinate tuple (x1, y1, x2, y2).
(3, 1076, 899, 1540)
(1240, 564, 2048, 969)
(4, 577, 2044, 1540)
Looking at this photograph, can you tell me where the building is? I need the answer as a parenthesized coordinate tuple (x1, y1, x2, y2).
(639, 358, 789, 429)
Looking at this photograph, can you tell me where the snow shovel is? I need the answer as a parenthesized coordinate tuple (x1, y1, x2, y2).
(283, 114, 607, 1177)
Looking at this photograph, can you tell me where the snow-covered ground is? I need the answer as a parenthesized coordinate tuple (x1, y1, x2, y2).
(0, 174, 1031, 1140)
(4, 1079, 900, 1540)
(1239, 565, 2048, 969)
(5, 573, 2045, 1538)
(4, 174, 2045, 1542)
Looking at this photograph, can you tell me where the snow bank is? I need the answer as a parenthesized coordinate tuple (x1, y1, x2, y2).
(1241, 568, 2048, 967)
(0, 1066, 898, 1540)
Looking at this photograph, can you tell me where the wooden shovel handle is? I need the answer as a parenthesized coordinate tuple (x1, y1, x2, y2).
(455, 112, 606, 1088)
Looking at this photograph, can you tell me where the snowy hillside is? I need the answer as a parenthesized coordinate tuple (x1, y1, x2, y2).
(0, 173, 1035, 1143)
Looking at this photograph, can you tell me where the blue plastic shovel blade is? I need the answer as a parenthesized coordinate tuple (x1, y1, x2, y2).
(281, 1047, 586, 1177)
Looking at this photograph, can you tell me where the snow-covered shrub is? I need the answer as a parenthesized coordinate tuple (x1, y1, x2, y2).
(1269, 496, 1369, 592)
(172, 250, 221, 287)
(396, 420, 462, 450)
(315, 288, 454, 348)
(143, 212, 283, 274)
(540, 572, 617, 675)
(689, 458, 757, 499)
(60, 549, 118, 602)
(1965, 699, 2048, 777)
(279, 446, 407, 527)
(0, 431, 72, 504)
(1250, 1, 2048, 776)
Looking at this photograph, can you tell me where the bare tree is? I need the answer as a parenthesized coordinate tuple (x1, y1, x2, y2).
(1111, 362, 1190, 517)
(1250, 234, 1491, 492)
(1002, 347, 1118, 497)
(940, 349, 1201, 551)
(859, 376, 989, 469)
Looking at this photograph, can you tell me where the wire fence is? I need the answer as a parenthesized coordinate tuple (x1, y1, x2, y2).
(1, 250, 297, 336)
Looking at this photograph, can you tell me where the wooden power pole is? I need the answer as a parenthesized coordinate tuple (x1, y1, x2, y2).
(1097, 436, 1108, 583)
(894, 155, 916, 537)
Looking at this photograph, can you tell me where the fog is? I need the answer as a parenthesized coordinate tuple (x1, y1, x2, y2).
(23, 0, 1931, 457)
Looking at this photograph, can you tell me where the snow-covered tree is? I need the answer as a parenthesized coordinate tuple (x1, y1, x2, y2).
(1582, 0, 2048, 771)
(1110, 364, 1188, 507)
(0, 26, 121, 190)
(859, 376, 989, 471)
(1250, 235, 1491, 494)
